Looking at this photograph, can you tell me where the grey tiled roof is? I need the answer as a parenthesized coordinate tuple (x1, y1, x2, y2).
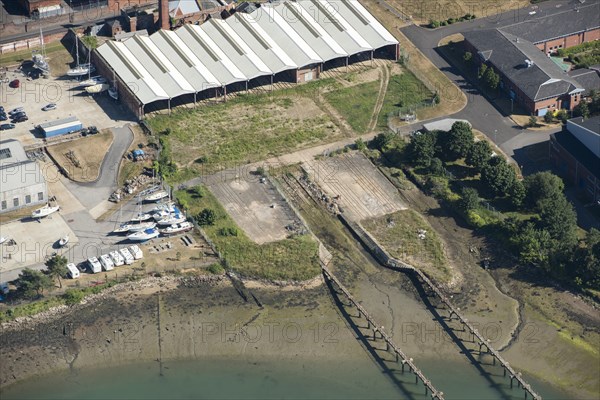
(500, 3, 600, 44)
(463, 29, 583, 102)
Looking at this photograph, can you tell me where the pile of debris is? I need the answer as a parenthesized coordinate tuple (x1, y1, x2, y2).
(109, 171, 157, 203)
(65, 150, 81, 168)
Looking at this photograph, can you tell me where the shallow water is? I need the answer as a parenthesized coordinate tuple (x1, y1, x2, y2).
(1, 356, 570, 400)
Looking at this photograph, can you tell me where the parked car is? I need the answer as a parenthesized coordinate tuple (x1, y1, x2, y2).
(10, 111, 26, 119)
(9, 79, 20, 88)
(0, 123, 16, 130)
(42, 103, 57, 111)
(0, 115, 7, 121)
(0, 106, 4, 112)
(9, 107, 24, 115)
(12, 115, 28, 123)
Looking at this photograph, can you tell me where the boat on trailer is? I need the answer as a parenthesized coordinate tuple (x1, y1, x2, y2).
(32, 204, 60, 219)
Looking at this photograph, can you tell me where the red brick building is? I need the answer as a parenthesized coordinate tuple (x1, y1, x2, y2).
(462, 3, 599, 116)
(463, 30, 584, 116)
(501, 3, 600, 55)
(549, 116, 600, 203)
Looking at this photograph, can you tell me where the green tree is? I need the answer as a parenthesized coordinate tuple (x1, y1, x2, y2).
(573, 101, 590, 119)
(588, 89, 600, 114)
(543, 112, 554, 124)
(478, 63, 488, 79)
(408, 131, 437, 166)
(463, 51, 473, 62)
(509, 180, 526, 208)
(516, 223, 553, 267)
(538, 195, 578, 249)
(465, 140, 492, 170)
(480, 157, 517, 197)
(528, 115, 538, 127)
(458, 187, 480, 212)
(444, 121, 474, 160)
(484, 67, 500, 90)
(45, 254, 68, 289)
(576, 229, 600, 288)
(196, 208, 217, 226)
(15, 269, 53, 299)
(524, 172, 565, 211)
(371, 131, 395, 152)
(428, 157, 445, 176)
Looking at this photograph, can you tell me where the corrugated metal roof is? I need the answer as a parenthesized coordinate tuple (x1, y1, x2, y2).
(95, 0, 398, 105)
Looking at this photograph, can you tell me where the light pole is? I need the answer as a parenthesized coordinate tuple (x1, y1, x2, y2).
(494, 129, 498, 143)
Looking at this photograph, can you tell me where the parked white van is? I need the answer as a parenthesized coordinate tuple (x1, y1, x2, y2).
(88, 257, 102, 274)
(66, 263, 80, 279)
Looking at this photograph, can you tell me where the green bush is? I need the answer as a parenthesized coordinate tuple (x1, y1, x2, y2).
(63, 289, 85, 305)
(466, 209, 486, 228)
(219, 227, 238, 237)
(207, 263, 225, 275)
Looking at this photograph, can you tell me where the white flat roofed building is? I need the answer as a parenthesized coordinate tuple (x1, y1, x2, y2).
(93, 0, 399, 118)
(0, 139, 47, 214)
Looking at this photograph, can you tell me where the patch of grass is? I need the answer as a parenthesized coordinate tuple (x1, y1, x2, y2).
(118, 162, 145, 186)
(362, 209, 451, 284)
(175, 187, 320, 281)
(324, 80, 380, 133)
(378, 72, 433, 127)
(0, 41, 66, 67)
(147, 80, 342, 178)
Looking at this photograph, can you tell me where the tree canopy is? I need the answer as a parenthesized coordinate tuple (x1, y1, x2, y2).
(15, 269, 53, 299)
(480, 157, 517, 197)
(45, 254, 69, 289)
(465, 140, 492, 170)
(443, 121, 474, 161)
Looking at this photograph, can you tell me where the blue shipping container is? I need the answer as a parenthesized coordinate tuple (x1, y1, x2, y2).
(39, 116, 83, 138)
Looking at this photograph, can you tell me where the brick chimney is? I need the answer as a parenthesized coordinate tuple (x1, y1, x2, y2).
(159, 0, 170, 30)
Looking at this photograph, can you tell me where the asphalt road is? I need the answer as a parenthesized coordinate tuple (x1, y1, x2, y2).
(62, 124, 133, 211)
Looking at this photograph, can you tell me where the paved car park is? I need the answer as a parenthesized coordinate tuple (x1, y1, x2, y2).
(0, 69, 133, 147)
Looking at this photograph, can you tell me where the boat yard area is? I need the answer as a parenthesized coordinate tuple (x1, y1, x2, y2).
(0, 62, 132, 148)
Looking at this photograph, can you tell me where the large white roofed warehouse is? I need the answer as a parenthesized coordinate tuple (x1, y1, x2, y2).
(93, 0, 400, 119)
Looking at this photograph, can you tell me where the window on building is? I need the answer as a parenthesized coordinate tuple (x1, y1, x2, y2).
(0, 148, 12, 160)
(13, 198, 19, 207)
(1, 201, 6, 210)
(25, 195, 31, 204)
(38, 192, 44, 201)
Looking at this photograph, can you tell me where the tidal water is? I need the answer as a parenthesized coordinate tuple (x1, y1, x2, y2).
(1, 356, 570, 400)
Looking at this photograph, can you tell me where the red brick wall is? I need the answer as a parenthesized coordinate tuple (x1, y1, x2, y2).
(19, 0, 61, 14)
(539, 28, 600, 53)
(107, 0, 156, 13)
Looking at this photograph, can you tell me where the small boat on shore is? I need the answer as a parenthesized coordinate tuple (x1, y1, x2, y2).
(0, 236, 8, 245)
(32, 204, 60, 219)
(79, 76, 106, 87)
(85, 83, 109, 94)
(59, 235, 69, 247)
(144, 190, 169, 202)
(160, 221, 193, 235)
(157, 212, 186, 226)
(131, 212, 153, 222)
(128, 228, 159, 242)
(108, 86, 118, 100)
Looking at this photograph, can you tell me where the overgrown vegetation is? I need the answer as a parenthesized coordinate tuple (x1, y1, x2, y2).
(557, 40, 600, 69)
(80, 35, 98, 49)
(175, 187, 320, 281)
(377, 71, 435, 126)
(147, 79, 343, 181)
(364, 123, 599, 291)
(324, 80, 379, 133)
(429, 13, 476, 28)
